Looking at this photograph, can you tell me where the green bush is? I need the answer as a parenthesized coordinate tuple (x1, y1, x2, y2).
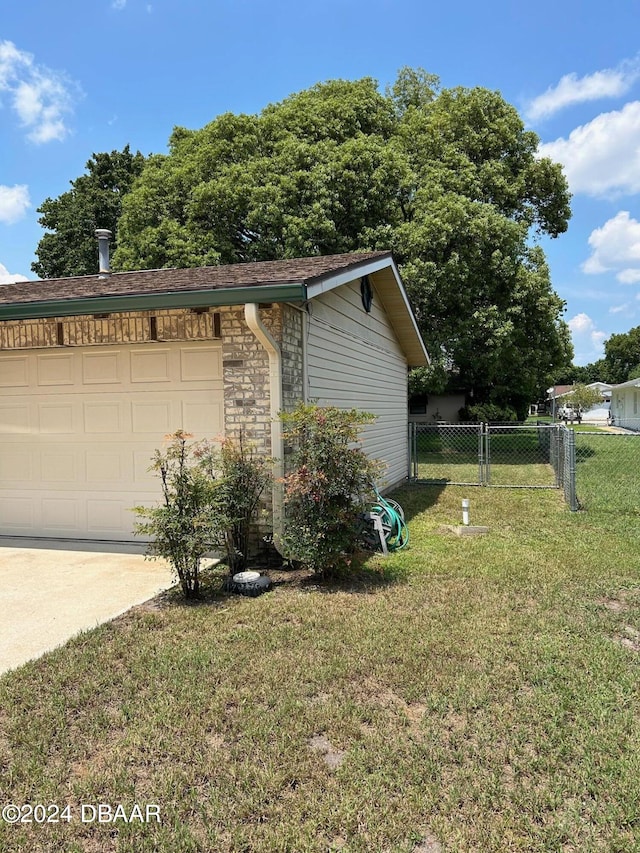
(133, 430, 271, 597)
(280, 404, 383, 577)
(211, 433, 272, 573)
(463, 402, 518, 423)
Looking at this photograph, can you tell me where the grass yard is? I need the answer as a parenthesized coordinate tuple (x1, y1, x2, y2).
(575, 431, 640, 517)
(2, 484, 640, 851)
(414, 426, 561, 486)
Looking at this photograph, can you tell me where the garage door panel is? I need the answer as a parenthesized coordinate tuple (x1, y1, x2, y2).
(0, 405, 30, 433)
(181, 400, 223, 435)
(1, 357, 29, 387)
(42, 497, 79, 531)
(38, 402, 76, 434)
(0, 496, 34, 529)
(180, 346, 222, 381)
(82, 350, 122, 385)
(41, 451, 77, 483)
(37, 353, 75, 386)
(133, 450, 158, 484)
(131, 400, 173, 434)
(85, 451, 123, 483)
(0, 451, 33, 482)
(84, 400, 124, 433)
(130, 349, 171, 383)
(0, 342, 223, 541)
(87, 499, 129, 535)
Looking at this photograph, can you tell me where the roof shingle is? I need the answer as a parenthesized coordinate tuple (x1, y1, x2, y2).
(0, 252, 390, 306)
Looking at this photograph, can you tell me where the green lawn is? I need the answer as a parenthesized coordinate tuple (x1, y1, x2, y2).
(575, 431, 640, 516)
(1, 485, 640, 852)
(414, 426, 560, 486)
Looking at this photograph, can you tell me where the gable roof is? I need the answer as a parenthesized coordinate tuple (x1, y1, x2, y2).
(611, 376, 640, 390)
(0, 251, 428, 366)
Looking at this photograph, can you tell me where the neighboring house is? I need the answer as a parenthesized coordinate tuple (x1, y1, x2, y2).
(610, 377, 640, 432)
(546, 382, 612, 418)
(0, 247, 428, 543)
(409, 393, 466, 423)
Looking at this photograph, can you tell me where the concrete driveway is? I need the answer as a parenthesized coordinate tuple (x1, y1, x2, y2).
(0, 540, 172, 675)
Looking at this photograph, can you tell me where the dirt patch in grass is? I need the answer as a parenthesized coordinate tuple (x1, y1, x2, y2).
(413, 832, 443, 853)
(614, 625, 640, 652)
(308, 733, 345, 770)
(598, 586, 640, 614)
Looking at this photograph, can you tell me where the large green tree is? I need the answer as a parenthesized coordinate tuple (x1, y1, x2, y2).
(32, 145, 146, 279)
(603, 326, 640, 385)
(35, 71, 573, 415)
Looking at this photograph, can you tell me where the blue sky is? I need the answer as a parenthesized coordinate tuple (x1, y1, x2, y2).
(1, 0, 640, 365)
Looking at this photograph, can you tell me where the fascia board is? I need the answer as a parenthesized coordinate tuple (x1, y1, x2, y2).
(305, 256, 429, 366)
(0, 283, 307, 321)
(305, 256, 393, 298)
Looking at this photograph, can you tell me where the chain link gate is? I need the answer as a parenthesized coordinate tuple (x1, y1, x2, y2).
(409, 422, 578, 509)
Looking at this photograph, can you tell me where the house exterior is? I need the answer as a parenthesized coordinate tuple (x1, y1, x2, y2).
(610, 377, 640, 431)
(546, 382, 613, 419)
(409, 393, 466, 423)
(0, 250, 428, 543)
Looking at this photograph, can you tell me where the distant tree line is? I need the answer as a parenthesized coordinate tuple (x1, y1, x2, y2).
(554, 326, 640, 388)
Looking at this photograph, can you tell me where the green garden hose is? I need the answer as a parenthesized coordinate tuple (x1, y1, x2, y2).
(368, 486, 409, 551)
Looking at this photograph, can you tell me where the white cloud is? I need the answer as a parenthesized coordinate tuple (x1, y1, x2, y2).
(538, 102, 640, 197)
(0, 263, 29, 285)
(610, 303, 631, 314)
(527, 59, 640, 122)
(0, 40, 78, 143)
(582, 212, 640, 282)
(112, 0, 127, 8)
(618, 269, 640, 284)
(568, 313, 596, 334)
(568, 313, 607, 365)
(0, 184, 30, 224)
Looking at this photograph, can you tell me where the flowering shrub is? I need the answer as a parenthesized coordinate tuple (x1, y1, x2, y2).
(133, 430, 271, 597)
(280, 404, 383, 577)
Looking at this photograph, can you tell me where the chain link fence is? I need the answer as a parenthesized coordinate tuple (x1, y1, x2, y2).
(574, 430, 640, 516)
(409, 422, 578, 509)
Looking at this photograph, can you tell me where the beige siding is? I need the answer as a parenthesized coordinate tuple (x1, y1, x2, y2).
(306, 280, 409, 488)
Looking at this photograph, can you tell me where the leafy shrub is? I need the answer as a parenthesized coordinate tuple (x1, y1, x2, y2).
(462, 402, 518, 423)
(133, 430, 271, 597)
(208, 433, 272, 573)
(280, 404, 383, 577)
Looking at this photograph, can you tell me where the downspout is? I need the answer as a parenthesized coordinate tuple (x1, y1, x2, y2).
(244, 303, 284, 550)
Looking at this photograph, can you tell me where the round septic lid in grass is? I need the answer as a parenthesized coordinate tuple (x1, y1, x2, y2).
(232, 571, 261, 583)
(228, 571, 273, 597)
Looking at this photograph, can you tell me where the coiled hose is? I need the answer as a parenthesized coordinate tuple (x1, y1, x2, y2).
(367, 486, 409, 551)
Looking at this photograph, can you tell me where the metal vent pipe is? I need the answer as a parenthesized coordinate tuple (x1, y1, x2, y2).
(95, 229, 112, 277)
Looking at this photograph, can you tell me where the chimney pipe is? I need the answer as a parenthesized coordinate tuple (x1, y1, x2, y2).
(95, 229, 112, 277)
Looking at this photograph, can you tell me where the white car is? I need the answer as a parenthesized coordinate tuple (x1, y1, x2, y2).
(557, 404, 582, 422)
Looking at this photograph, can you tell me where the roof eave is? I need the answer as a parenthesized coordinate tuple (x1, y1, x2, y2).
(0, 283, 307, 321)
(306, 254, 429, 367)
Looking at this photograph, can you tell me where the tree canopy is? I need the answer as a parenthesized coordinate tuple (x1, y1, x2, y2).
(557, 325, 640, 387)
(32, 145, 146, 279)
(602, 325, 640, 385)
(33, 70, 573, 417)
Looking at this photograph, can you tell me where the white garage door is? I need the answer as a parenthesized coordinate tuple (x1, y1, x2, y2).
(0, 342, 224, 541)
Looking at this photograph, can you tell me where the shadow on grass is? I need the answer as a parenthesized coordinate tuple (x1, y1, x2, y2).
(575, 444, 596, 463)
(139, 486, 449, 607)
(142, 550, 410, 608)
(386, 482, 447, 523)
